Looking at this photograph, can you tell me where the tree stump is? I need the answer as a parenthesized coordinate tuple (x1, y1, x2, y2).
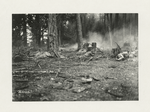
(92, 42, 96, 49)
(92, 42, 97, 51)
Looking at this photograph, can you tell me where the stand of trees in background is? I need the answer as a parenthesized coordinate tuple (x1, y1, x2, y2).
(12, 13, 138, 52)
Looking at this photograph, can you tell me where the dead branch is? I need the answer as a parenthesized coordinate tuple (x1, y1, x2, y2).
(86, 57, 94, 63)
(14, 79, 29, 82)
(12, 70, 56, 74)
(115, 42, 121, 50)
(12, 63, 23, 66)
(13, 68, 28, 71)
(55, 68, 61, 78)
(15, 85, 29, 90)
(105, 90, 124, 98)
(104, 76, 117, 80)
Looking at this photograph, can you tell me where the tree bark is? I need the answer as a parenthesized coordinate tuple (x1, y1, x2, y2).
(129, 14, 133, 37)
(41, 29, 44, 46)
(133, 14, 138, 42)
(47, 14, 59, 54)
(80, 14, 86, 38)
(106, 14, 113, 47)
(76, 14, 83, 50)
(35, 15, 41, 47)
(56, 15, 62, 46)
(135, 14, 138, 37)
(104, 14, 107, 33)
(58, 29, 61, 46)
(47, 14, 52, 50)
(22, 14, 27, 46)
(123, 14, 126, 38)
(115, 14, 119, 28)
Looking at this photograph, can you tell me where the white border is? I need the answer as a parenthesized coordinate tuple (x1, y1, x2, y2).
(0, 0, 150, 112)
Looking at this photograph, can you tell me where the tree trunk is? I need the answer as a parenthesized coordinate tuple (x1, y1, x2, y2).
(123, 14, 126, 38)
(110, 14, 113, 30)
(81, 14, 86, 38)
(104, 14, 106, 34)
(41, 29, 44, 46)
(47, 14, 59, 55)
(76, 14, 83, 50)
(31, 26, 36, 46)
(57, 16, 62, 46)
(115, 14, 119, 28)
(134, 14, 138, 42)
(58, 29, 61, 46)
(110, 14, 113, 47)
(36, 15, 41, 47)
(135, 14, 138, 37)
(37, 29, 41, 47)
(106, 14, 113, 47)
(22, 14, 27, 46)
(47, 14, 52, 50)
(129, 14, 132, 37)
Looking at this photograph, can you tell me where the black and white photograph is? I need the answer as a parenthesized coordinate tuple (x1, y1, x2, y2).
(12, 13, 138, 101)
(1, 0, 150, 111)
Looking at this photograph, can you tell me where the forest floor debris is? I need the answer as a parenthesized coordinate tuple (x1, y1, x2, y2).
(12, 48, 138, 101)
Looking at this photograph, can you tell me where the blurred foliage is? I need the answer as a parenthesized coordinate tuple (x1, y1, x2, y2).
(12, 13, 138, 47)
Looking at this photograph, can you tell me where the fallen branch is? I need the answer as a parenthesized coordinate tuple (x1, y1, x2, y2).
(52, 65, 71, 68)
(12, 70, 56, 74)
(87, 57, 94, 63)
(57, 74, 70, 78)
(14, 79, 29, 82)
(13, 68, 28, 71)
(92, 77, 100, 81)
(15, 85, 29, 90)
(34, 61, 42, 69)
(105, 89, 123, 98)
(108, 65, 118, 68)
(13, 75, 26, 77)
(55, 68, 61, 78)
(104, 76, 117, 80)
(12, 63, 23, 66)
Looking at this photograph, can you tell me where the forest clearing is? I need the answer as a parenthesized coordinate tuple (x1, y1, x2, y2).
(12, 13, 138, 101)
(12, 47, 138, 101)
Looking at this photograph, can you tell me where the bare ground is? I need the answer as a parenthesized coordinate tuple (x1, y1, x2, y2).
(12, 50, 138, 101)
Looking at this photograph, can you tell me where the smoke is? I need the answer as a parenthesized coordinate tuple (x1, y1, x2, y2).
(111, 26, 138, 49)
(86, 26, 138, 51)
(87, 32, 111, 50)
(60, 26, 138, 52)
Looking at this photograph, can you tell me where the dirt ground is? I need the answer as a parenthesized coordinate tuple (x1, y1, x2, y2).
(12, 50, 138, 101)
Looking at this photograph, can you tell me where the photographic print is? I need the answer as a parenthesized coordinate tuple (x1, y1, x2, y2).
(12, 13, 138, 101)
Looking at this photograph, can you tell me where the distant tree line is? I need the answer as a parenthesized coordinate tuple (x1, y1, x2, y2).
(12, 13, 138, 50)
